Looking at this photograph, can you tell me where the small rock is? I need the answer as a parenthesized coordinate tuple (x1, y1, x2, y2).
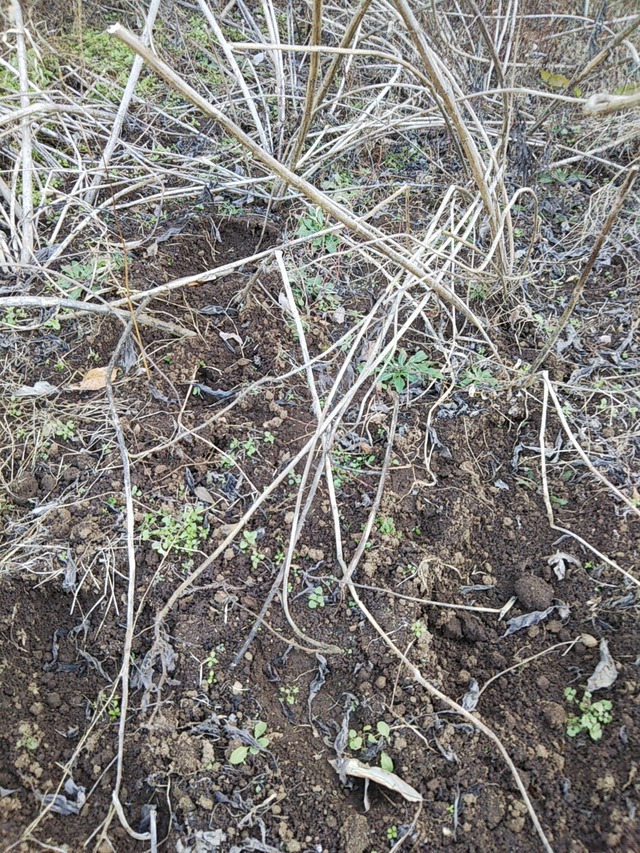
(460, 612, 485, 642)
(514, 575, 554, 611)
(443, 615, 462, 639)
(40, 474, 56, 493)
(10, 473, 39, 505)
(484, 789, 506, 829)
(45, 692, 62, 709)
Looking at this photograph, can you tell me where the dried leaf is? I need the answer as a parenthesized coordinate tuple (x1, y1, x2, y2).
(586, 638, 618, 692)
(15, 381, 58, 398)
(332, 306, 345, 324)
(194, 486, 215, 504)
(278, 292, 294, 316)
(329, 757, 422, 804)
(0, 786, 19, 797)
(307, 654, 329, 734)
(77, 367, 117, 391)
(219, 331, 243, 350)
(547, 550, 581, 580)
(35, 778, 85, 815)
(540, 69, 571, 88)
(462, 678, 480, 711)
(504, 605, 557, 636)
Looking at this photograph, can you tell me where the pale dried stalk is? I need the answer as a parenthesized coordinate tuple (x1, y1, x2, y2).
(583, 90, 640, 115)
(103, 322, 151, 844)
(392, 0, 508, 275)
(197, 0, 271, 153)
(528, 12, 640, 136)
(107, 24, 498, 356)
(312, 0, 373, 113)
(538, 374, 640, 590)
(542, 374, 640, 520)
(261, 0, 286, 157)
(285, 0, 323, 172)
(11, 0, 34, 264)
(85, 0, 162, 205)
(525, 164, 638, 380)
(0, 295, 195, 336)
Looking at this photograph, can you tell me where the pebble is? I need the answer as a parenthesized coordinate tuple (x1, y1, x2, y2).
(514, 574, 554, 611)
(45, 692, 62, 709)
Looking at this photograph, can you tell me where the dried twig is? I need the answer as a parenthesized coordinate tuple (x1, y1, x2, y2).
(524, 165, 638, 381)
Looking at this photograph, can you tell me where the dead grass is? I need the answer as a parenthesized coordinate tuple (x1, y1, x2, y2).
(1, 1, 639, 851)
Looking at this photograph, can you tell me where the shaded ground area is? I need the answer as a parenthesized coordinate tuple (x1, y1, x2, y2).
(2, 214, 639, 853)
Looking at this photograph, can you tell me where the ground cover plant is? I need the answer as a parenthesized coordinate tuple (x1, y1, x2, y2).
(1, 0, 639, 851)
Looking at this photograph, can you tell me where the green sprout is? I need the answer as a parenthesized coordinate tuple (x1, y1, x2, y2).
(379, 349, 442, 392)
(53, 419, 76, 440)
(564, 687, 613, 741)
(279, 685, 300, 705)
(203, 647, 224, 685)
(229, 721, 270, 765)
(348, 721, 393, 771)
(376, 515, 398, 537)
(410, 621, 426, 639)
(296, 207, 340, 253)
(140, 504, 209, 558)
(239, 529, 266, 569)
(308, 586, 325, 609)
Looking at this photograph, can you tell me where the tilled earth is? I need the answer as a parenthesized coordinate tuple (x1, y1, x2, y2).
(1, 214, 639, 853)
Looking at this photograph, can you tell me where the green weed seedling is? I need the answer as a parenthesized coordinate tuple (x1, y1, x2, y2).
(279, 685, 299, 705)
(203, 646, 225, 685)
(57, 253, 124, 300)
(376, 515, 398, 538)
(54, 419, 76, 441)
(140, 504, 208, 558)
(380, 349, 442, 392)
(564, 687, 613, 741)
(330, 445, 375, 490)
(348, 721, 393, 771)
(16, 732, 39, 751)
(307, 586, 325, 609)
(229, 720, 271, 765)
(3, 307, 28, 326)
(296, 208, 340, 253)
(459, 365, 498, 389)
(239, 530, 266, 569)
(411, 621, 426, 639)
(107, 697, 121, 722)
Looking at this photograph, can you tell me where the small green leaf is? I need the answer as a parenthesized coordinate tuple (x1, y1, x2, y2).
(540, 69, 571, 88)
(380, 751, 394, 772)
(229, 746, 249, 765)
(377, 721, 390, 739)
(350, 736, 363, 750)
(254, 721, 267, 739)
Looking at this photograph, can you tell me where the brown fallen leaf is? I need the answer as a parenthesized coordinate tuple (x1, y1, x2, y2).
(76, 367, 118, 391)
